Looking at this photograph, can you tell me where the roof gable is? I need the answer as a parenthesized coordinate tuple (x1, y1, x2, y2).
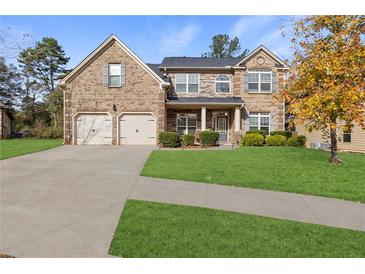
(60, 35, 169, 86)
(234, 45, 289, 68)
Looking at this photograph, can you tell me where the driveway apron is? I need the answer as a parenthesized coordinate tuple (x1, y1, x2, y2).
(0, 145, 155, 258)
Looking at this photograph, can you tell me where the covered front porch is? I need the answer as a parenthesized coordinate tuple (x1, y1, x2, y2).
(166, 97, 244, 144)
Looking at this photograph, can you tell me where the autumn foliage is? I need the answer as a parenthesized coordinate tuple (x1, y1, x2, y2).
(284, 16, 365, 163)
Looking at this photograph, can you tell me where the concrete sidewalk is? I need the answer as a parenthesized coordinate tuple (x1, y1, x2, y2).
(130, 177, 365, 232)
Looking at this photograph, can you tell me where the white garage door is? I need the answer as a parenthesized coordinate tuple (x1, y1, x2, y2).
(76, 114, 112, 145)
(119, 113, 156, 145)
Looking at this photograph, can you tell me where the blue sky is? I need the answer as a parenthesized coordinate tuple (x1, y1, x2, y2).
(0, 16, 295, 69)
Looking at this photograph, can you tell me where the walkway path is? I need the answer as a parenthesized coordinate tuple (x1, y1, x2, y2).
(130, 176, 365, 232)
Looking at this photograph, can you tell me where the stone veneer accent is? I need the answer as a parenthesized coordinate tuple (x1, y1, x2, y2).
(166, 49, 286, 140)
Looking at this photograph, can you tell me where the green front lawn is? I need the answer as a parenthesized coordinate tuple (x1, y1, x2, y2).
(109, 200, 365, 258)
(0, 138, 63, 160)
(141, 147, 365, 203)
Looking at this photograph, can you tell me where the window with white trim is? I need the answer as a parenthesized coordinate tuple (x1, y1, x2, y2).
(215, 75, 230, 93)
(249, 112, 270, 134)
(248, 71, 272, 93)
(108, 64, 125, 87)
(177, 113, 197, 135)
(175, 73, 199, 93)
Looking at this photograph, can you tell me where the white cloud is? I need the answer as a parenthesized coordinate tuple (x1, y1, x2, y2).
(230, 16, 276, 38)
(258, 28, 292, 60)
(160, 23, 200, 56)
(258, 28, 283, 45)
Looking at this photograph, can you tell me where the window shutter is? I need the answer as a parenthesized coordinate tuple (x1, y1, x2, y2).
(120, 64, 126, 86)
(103, 64, 109, 87)
(272, 72, 278, 92)
(243, 71, 249, 92)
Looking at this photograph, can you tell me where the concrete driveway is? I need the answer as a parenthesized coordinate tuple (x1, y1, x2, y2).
(0, 145, 155, 258)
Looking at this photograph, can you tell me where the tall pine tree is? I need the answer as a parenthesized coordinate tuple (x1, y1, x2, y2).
(18, 37, 69, 127)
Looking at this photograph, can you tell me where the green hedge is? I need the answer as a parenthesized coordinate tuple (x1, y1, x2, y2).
(287, 135, 307, 147)
(241, 133, 264, 146)
(181, 134, 195, 146)
(266, 135, 287, 146)
(246, 130, 267, 137)
(287, 136, 300, 147)
(270, 130, 293, 139)
(297, 135, 307, 147)
(158, 132, 180, 147)
(199, 130, 219, 146)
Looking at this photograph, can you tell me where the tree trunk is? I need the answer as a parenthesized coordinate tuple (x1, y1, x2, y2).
(329, 127, 341, 164)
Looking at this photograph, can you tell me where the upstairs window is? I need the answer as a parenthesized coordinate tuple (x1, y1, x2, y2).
(249, 112, 270, 134)
(215, 75, 230, 93)
(248, 70, 272, 93)
(175, 73, 199, 93)
(177, 113, 197, 135)
(108, 64, 125, 87)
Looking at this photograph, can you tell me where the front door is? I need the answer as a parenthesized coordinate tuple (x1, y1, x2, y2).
(216, 116, 228, 142)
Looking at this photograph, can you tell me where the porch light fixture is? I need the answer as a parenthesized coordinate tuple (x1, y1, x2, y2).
(112, 104, 117, 112)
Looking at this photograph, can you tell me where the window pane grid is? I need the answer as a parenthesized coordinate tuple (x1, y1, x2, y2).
(176, 74, 199, 93)
(248, 112, 270, 133)
(109, 64, 121, 75)
(248, 71, 271, 93)
(216, 75, 230, 93)
(108, 64, 123, 87)
(177, 114, 197, 134)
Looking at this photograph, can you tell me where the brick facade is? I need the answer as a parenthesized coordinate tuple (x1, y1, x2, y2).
(63, 41, 166, 145)
(166, 50, 286, 143)
(63, 36, 286, 145)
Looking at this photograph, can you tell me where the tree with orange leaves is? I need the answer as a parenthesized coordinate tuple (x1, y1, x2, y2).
(285, 16, 365, 164)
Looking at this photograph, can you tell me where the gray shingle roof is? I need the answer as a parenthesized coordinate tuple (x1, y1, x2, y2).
(146, 63, 164, 78)
(167, 96, 244, 105)
(160, 57, 240, 68)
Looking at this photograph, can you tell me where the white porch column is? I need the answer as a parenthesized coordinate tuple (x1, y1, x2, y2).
(234, 106, 240, 132)
(201, 106, 206, 131)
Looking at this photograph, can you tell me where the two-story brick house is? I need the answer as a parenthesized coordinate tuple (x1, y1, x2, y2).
(61, 35, 288, 145)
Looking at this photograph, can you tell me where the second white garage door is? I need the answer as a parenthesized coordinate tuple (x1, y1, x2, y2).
(119, 113, 156, 145)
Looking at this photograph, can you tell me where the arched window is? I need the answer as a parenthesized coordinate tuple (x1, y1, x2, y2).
(215, 75, 230, 93)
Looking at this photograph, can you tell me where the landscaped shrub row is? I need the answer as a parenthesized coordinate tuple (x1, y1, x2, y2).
(286, 135, 307, 147)
(158, 132, 180, 147)
(266, 135, 287, 146)
(241, 131, 306, 147)
(270, 130, 293, 139)
(199, 130, 219, 146)
(241, 133, 265, 146)
(159, 130, 306, 148)
(181, 134, 195, 146)
(159, 130, 219, 147)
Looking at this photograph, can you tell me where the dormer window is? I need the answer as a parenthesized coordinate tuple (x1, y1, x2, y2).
(215, 75, 230, 93)
(248, 70, 272, 93)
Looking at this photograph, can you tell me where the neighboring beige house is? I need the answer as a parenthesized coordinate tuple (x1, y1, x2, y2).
(296, 124, 365, 153)
(60, 34, 288, 145)
(0, 103, 14, 139)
